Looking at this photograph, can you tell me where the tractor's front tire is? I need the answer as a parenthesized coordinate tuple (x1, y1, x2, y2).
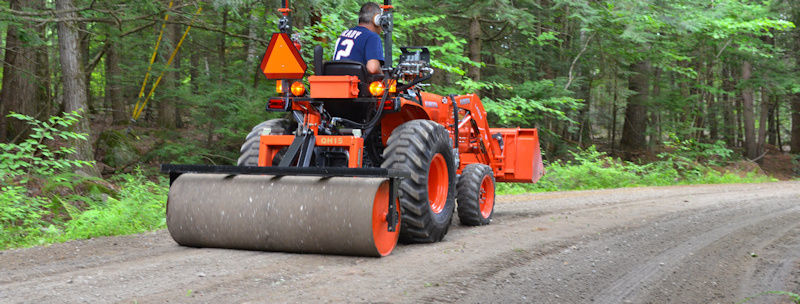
(381, 120, 456, 243)
(457, 163, 496, 226)
(237, 119, 293, 166)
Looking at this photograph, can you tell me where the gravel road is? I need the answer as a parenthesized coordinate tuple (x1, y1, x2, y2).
(2, 182, 799, 303)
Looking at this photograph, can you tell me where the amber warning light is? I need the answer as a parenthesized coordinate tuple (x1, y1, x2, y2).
(290, 81, 306, 96)
(369, 81, 385, 96)
(260, 33, 307, 80)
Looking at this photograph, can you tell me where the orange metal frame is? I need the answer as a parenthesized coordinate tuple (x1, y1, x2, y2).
(258, 135, 364, 168)
(379, 92, 544, 183)
(257, 100, 365, 168)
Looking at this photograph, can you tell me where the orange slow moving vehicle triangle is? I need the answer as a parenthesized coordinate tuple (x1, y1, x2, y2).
(260, 33, 307, 79)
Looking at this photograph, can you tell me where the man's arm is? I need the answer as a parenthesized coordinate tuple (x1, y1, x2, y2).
(366, 59, 381, 74)
(364, 34, 384, 74)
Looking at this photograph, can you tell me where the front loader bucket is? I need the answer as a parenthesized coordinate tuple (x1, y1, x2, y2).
(161, 165, 404, 257)
(490, 128, 545, 183)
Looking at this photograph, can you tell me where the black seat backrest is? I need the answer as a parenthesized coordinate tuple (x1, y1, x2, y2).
(322, 60, 368, 81)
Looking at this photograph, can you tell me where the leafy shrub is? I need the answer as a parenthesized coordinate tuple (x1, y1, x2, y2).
(0, 186, 50, 248)
(0, 111, 93, 183)
(660, 134, 735, 166)
(0, 111, 97, 248)
(0, 112, 168, 250)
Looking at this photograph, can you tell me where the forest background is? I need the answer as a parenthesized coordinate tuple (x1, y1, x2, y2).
(0, 0, 798, 248)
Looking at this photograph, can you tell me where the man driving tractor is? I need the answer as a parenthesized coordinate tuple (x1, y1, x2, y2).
(333, 2, 384, 74)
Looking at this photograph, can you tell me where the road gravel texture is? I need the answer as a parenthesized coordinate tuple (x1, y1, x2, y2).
(2, 182, 799, 303)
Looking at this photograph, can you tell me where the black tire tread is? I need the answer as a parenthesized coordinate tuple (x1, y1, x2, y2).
(237, 119, 292, 166)
(381, 119, 456, 243)
(457, 163, 495, 226)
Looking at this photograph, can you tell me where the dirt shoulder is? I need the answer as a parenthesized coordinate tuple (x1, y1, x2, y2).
(2, 182, 799, 303)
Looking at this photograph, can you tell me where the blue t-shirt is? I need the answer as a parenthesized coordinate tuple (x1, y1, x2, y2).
(333, 26, 384, 65)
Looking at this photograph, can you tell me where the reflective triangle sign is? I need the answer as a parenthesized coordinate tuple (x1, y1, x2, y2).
(260, 33, 307, 79)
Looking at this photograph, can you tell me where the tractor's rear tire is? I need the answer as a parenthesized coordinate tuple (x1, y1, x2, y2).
(381, 119, 456, 243)
(237, 119, 293, 166)
(457, 163, 496, 226)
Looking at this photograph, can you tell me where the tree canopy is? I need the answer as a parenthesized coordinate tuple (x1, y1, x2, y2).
(0, 0, 798, 169)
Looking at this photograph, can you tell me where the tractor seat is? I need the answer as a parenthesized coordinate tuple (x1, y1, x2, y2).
(322, 60, 368, 81)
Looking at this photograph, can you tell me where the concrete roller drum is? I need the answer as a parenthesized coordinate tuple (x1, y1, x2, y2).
(166, 173, 400, 257)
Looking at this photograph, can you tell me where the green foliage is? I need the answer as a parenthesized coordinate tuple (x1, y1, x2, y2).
(0, 113, 168, 250)
(57, 171, 168, 240)
(0, 111, 93, 184)
(497, 146, 774, 195)
(394, 13, 476, 76)
(0, 186, 50, 248)
(148, 137, 215, 165)
(739, 291, 800, 304)
(659, 134, 735, 167)
(0, 169, 168, 250)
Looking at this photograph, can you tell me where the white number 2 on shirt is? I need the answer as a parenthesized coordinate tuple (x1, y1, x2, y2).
(334, 38, 354, 60)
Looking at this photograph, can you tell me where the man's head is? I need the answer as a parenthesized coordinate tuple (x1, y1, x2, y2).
(358, 2, 382, 33)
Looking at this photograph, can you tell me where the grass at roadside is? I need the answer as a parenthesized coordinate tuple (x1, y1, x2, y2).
(0, 170, 167, 250)
(739, 291, 800, 304)
(497, 146, 776, 195)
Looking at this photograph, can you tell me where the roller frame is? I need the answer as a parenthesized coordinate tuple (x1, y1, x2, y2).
(278, 130, 316, 167)
(160, 164, 407, 232)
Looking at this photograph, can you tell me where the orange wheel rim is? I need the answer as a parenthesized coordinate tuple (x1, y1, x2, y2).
(428, 153, 448, 214)
(372, 181, 400, 256)
(479, 175, 495, 218)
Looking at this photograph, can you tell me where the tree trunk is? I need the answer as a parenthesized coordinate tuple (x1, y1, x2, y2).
(207, 8, 228, 147)
(775, 101, 783, 152)
(57, 0, 99, 176)
(707, 60, 718, 141)
(691, 60, 705, 140)
(190, 48, 200, 94)
(173, 23, 184, 128)
(36, 30, 52, 120)
(80, 21, 92, 114)
(756, 87, 769, 158)
(0, 0, 47, 142)
(737, 96, 744, 147)
(468, 16, 481, 82)
(741, 61, 758, 159)
(106, 42, 126, 125)
(247, 5, 261, 87)
(792, 5, 800, 154)
(572, 29, 592, 147)
(174, 48, 184, 129)
(792, 94, 800, 153)
(767, 96, 777, 147)
(610, 70, 618, 152)
(620, 61, 650, 155)
(158, 20, 180, 129)
(722, 65, 736, 146)
(649, 69, 662, 147)
(578, 77, 592, 147)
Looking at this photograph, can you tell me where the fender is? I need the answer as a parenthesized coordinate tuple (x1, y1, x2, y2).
(380, 99, 430, 145)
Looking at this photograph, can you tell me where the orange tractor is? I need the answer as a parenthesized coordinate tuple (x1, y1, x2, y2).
(162, 0, 544, 257)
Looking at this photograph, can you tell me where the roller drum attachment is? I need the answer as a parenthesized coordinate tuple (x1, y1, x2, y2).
(167, 173, 400, 257)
